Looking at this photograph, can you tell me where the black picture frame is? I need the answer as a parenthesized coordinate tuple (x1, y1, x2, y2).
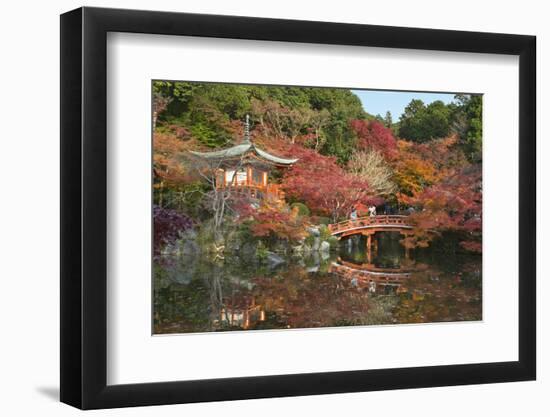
(60, 6, 536, 410)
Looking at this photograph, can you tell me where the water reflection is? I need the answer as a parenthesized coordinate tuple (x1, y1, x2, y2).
(154, 232, 482, 334)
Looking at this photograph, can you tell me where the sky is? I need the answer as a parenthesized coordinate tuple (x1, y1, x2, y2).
(351, 89, 457, 121)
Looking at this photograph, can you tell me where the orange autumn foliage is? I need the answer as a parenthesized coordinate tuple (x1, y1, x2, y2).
(393, 135, 466, 198)
(392, 140, 441, 196)
(400, 165, 482, 252)
(153, 132, 189, 187)
(249, 201, 308, 241)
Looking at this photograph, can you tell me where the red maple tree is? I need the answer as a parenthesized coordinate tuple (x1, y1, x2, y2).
(400, 165, 482, 252)
(350, 119, 398, 159)
(280, 145, 381, 221)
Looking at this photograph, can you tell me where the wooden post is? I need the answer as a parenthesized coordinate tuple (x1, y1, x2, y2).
(244, 309, 250, 329)
(366, 233, 372, 254)
(402, 231, 411, 259)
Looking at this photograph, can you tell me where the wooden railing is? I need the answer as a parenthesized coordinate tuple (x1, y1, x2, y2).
(328, 215, 412, 235)
(330, 261, 412, 282)
(218, 183, 285, 201)
(336, 259, 414, 274)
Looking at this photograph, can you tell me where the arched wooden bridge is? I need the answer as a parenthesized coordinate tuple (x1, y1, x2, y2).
(328, 215, 413, 239)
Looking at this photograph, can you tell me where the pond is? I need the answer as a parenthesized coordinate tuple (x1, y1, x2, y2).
(153, 232, 482, 334)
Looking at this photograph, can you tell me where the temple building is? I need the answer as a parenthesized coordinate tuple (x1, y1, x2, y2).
(189, 115, 298, 201)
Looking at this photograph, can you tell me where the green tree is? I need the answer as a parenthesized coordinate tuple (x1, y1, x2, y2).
(398, 99, 452, 142)
(451, 94, 482, 162)
(424, 100, 452, 139)
(384, 111, 393, 128)
(398, 99, 426, 141)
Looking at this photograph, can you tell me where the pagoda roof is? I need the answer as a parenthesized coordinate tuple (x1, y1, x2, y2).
(189, 142, 298, 166)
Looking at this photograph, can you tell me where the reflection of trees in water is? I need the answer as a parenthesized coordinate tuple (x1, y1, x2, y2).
(206, 264, 377, 331)
(153, 246, 481, 334)
(153, 264, 212, 334)
(204, 265, 226, 328)
(249, 265, 374, 329)
(154, 256, 388, 332)
(390, 267, 482, 324)
(332, 253, 482, 325)
(341, 232, 407, 268)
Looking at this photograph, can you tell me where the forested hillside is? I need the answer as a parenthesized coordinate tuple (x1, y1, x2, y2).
(153, 81, 482, 254)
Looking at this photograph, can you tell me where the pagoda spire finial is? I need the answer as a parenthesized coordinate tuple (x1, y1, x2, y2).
(243, 114, 251, 144)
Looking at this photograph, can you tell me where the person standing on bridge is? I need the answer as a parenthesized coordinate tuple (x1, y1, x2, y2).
(350, 206, 358, 222)
(368, 205, 377, 217)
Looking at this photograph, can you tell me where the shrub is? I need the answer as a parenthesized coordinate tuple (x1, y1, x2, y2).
(327, 236, 340, 249)
(153, 205, 193, 255)
(256, 242, 269, 260)
(319, 224, 332, 241)
(304, 234, 316, 247)
(290, 202, 310, 217)
(311, 216, 331, 225)
(249, 202, 307, 242)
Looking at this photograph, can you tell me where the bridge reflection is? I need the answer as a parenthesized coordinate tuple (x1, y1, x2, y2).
(330, 258, 414, 295)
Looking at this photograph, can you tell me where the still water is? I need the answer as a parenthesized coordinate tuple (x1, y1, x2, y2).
(154, 233, 482, 334)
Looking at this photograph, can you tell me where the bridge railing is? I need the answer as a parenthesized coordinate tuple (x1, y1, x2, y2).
(328, 215, 411, 235)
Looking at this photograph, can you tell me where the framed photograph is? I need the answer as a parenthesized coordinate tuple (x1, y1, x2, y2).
(60, 6, 536, 409)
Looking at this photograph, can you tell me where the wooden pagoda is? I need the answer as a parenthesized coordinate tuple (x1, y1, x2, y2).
(189, 115, 298, 201)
